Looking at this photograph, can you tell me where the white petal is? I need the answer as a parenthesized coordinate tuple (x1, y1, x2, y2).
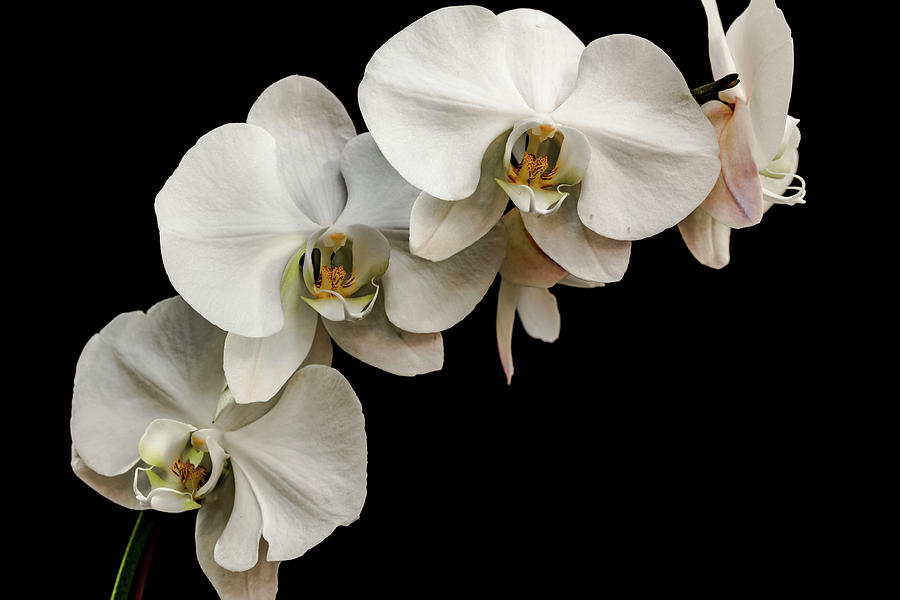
(156, 123, 314, 337)
(71, 446, 145, 510)
(359, 5, 533, 200)
(223, 365, 367, 563)
(726, 0, 793, 165)
(194, 434, 229, 499)
(335, 133, 417, 230)
(323, 296, 443, 376)
(138, 418, 196, 468)
(497, 9, 585, 114)
(677, 207, 732, 269)
(409, 132, 510, 262)
(71, 297, 225, 477)
(558, 274, 605, 289)
(521, 185, 631, 283)
(498, 208, 567, 289)
(701, 0, 739, 85)
(212, 463, 264, 572)
(381, 223, 506, 333)
(496, 279, 518, 384)
(224, 249, 320, 404)
(247, 75, 356, 226)
(515, 286, 560, 342)
(552, 34, 720, 240)
(196, 473, 280, 599)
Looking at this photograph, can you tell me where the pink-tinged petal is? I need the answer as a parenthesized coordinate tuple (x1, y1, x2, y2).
(247, 76, 356, 226)
(409, 132, 511, 261)
(359, 5, 533, 201)
(677, 206, 732, 269)
(726, 0, 793, 165)
(496, 279, 518, 384)
(702, 100, 764, 228)
(553, 34, 720, 240)
(499, 208, 567, 289)
(497, 9, 585, 114)
(520, 185, 631, 283)
(156, 123, 316, 337)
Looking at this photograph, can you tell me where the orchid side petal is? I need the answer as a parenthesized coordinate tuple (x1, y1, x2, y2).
(496, 279, 518, 385)
(553, 34, 720, 240)
(677, 206, 732, 269)
(515, 286, 560, 343)
(224, 365, 367, 563)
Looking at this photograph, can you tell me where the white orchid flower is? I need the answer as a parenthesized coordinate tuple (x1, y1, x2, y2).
(71, 297, 366, 600)
(359, 6, 720, 286)
(679, 115, 802, 268)
(156, 75, 506, 403)
(693, 0, 805, 231)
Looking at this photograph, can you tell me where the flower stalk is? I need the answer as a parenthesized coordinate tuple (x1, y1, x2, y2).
(111, 511, 159, 600)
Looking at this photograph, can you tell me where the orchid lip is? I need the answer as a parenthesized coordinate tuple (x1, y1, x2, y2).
(761, 170, 807, 205)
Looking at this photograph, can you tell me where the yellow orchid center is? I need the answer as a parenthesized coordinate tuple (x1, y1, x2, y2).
(171, 458, 208, 495)
(506, 129, 561, 190)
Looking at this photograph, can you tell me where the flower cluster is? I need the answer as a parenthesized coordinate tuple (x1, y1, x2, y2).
(70, 2, 803, 598)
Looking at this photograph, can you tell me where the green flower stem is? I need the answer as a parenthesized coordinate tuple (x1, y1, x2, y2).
(111, 511, 160, 600)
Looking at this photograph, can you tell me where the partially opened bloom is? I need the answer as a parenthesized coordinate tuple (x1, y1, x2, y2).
(359, 6, 720, 286)
(678, 0, 805, 268)
(71, 297, 366, 599)
(156, 75, 506, 403)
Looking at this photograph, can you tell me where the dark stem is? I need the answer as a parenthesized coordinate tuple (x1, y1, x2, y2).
(111, 511, 160, 600)
(691, 73, 740, 105)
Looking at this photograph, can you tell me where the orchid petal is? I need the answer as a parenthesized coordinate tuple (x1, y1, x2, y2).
(71, 446, 145, 510)
(701, 0, 739, 90)
(196, 473, 279, 599)
(381, 223, 506, 333)
(558, 274, 605, 289)
(335, 133, 417, 230)
(409, 132, 510, 262)
(224, 248, 319, 404)
(247, 75, 356, 226)
(134, 469, 201, 513)
(677, 206, 732, 269)
(726, 0, 793, 165)
(520, 185, 631, 283)
(71, 297, 225, 477)
(359, 5, 533, 200)
(223, 365, 367, 563)
(497, 8, 585, 114)
(341, 225, 391, 296)
(499, 208, 567, 289)
(552, 34, 720, 240)
(194, 434, 229, 499)
(496, 279, 518, 385)
(301, 290, 378, 323)
(702, 100, 764, 228)
(515, 286, 560, 342)
(323, 296, 443, 376)
(138, 418, 197, 469)
(156, 123, 314, 337)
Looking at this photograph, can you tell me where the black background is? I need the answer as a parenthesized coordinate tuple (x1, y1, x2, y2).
(29, 1, 858, 597)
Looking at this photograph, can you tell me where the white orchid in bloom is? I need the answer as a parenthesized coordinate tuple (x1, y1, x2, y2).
(71, 297, 366, 600)
(359, 5, 720, 287)
(678, 0, 806, 268)
(156, 75, 506, 404)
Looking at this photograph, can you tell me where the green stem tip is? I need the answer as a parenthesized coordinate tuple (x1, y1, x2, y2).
(111, 511, 160, 600)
